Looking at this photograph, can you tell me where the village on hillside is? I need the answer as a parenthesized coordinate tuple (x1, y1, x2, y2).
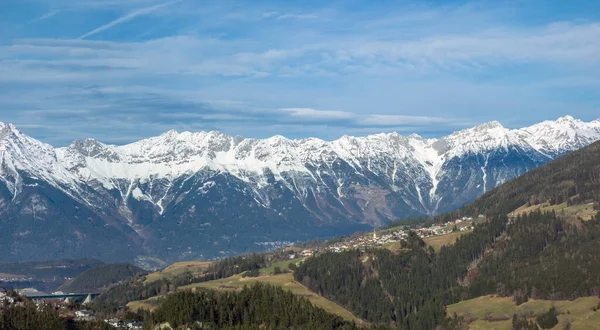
(295, 215, 483, 258)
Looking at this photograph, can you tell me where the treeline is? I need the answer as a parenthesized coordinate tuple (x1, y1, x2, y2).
(145, 283, 359, 330)
(204, 253, 267, 279)
(92, 254, 267, 314)
(295, 215, 507, 329)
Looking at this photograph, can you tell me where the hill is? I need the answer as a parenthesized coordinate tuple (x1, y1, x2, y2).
(293, 140, 600, 329)
(58, 263, 145, 293)
(437, 139, 600, 221)
(145, 283, 358, 329)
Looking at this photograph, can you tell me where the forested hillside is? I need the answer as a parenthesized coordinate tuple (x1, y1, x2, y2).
(91, 254, 266, 314)
(469, 211, 600, 301)
(58, 264, 145, 293)
(144, 283, 359, 329)
(295, 215, 507, 328)
(438, 140, 600, 221)
(294, 140, 600, 329)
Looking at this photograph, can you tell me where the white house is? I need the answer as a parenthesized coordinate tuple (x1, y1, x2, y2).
(75, 310, 96, 321)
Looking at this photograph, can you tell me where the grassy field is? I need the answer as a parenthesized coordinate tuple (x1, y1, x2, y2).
(447, 295, 600, 330)
(386, 230, 471, 253)
(423, 230, 471, 251)
(178, 273, 364, 324)
(512, 201, 597, 221)
(259, 258, 305, 274)
(127, 296, 161, 312)
(144, 261, 213, 284)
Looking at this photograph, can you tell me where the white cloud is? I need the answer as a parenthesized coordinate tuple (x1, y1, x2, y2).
(276, 13, 318, 20)
(361, 114, 453, 126)
(280, 108, 456, 127)
(281, 108, 354, 121)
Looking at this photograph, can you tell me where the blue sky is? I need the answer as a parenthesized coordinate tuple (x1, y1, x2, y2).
(1, 0, 599, 145)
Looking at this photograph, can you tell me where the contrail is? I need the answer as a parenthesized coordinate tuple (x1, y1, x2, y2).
(30, 10, 60, 24)
(79, 0, 182, 39)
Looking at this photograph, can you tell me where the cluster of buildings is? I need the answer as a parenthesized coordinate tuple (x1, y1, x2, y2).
(104, 318, 144, 329)
(295, 229, 408, 257)
(416, 217, 478, 237)
(0, 274, 33, 282)
(0, 287, 16, 306)
(0, 287, 143, 328)
(327, 229, 409, 253)
(75, 310, 96, 321)
(293, 217, 480, 257)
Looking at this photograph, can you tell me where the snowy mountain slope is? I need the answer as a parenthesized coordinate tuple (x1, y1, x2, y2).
(1, 115, 599, 262)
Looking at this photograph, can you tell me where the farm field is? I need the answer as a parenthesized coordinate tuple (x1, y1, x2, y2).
(259, 258, 303, 274)
(127, 296, 161, 312)
(447, 295, 600, 330)
(143, 261, 213, 284)
(511, 201, 597, 221)
(387, 230, 471, 253)
(423, 230, 471, 251)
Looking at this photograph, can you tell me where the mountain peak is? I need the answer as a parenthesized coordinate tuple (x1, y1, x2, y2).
(556, 115, 576, 123)
(160, 129, 180, 139)
(0, 123, 24, 142)
(408, 133, 423, 140)
(553, 115, 586, 127)
(474, 121, 504, 130)
(0, 122, 19, 132)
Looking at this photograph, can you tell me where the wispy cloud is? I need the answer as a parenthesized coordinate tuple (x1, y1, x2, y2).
(2, 20, 597, 86)
(281, 108, 454, 126)
(29, 10, 61, 24)
(262, 11, 319, 20)
(79, 0, 182, 39)
(282, 108, 354, 121)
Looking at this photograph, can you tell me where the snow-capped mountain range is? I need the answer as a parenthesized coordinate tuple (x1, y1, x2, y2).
(1, 116, 599, 263)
